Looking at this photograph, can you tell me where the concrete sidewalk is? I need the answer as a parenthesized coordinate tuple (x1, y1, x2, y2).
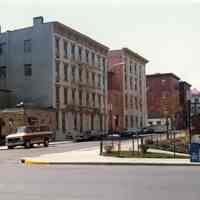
(21, 147, 200, 166)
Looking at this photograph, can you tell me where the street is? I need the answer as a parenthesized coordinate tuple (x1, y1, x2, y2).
(0, 141, 199, 200)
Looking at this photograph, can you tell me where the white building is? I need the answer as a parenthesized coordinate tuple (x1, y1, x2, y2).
(0, 17, 109, 140)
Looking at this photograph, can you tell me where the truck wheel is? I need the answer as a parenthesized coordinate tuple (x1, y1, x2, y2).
(25, 141, 31, 148)
(44, 139, 49, 147)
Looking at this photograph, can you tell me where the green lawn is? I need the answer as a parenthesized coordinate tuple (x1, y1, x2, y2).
(103, 151, 188, 159)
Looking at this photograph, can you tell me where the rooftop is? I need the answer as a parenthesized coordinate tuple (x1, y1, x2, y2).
(0, 16, 109, 53)
(147, 73, 180, 80)
(109, 48, 149, 64)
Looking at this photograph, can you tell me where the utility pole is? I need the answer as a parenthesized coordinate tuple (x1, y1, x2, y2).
(187, 100, 192, 145)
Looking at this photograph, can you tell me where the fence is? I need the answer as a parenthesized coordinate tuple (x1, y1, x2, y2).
(100, 131, 188, 156)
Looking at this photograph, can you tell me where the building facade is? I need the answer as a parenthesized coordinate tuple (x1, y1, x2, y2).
(147, 73, 191, 129)
(108, 48, 148, 131)
(191, 89, 200, 116)
(0, 17, 109, 140)
(0, 106, 56, 140)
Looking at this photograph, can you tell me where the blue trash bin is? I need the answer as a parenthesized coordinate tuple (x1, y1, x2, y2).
(189, 143, 200, 162)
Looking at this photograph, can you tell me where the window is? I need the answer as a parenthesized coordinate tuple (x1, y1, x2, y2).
(56, 86, 60, 106)
(92, 93, 95, 107)
(130, 77, 133, 90)
(139, 80, 142, 94)
(71, 43, 75, 60)
(56, 112, 59, 129)
(79, 90, 82, 106)
(78, 46, 82, 61)
(135, 97, 138, 110)
(86, 93, 90, 106)
(72, 89, 76, 104)
(56, 62, 60, 81)
(55, 38, 60, 58)
(124, 64, 127, 73)
(80, 113, 83, 132)
(125, 115, 128, 128)
(24, 64, 32, 76)
(161, 79, 166, 85)
(102, 58, 106, 71)
(102, 75, 105, 88)
(91, 52, 95, 66)
(135, 78, 138, 90)
(0, 43, 4, 55)
(98, 95, 101, 107)
(62, 112, 66, 132)
(130, 62, 132, 73)
(24, 40, 32, 53)
(91, 114, 94, 130)
(0, 66, 7, 80)
(72, 65, 76, 82)
(74, 113, 77, 130)
(97, 55, 101, 68)
(135, 116, 138, 128)
(64, 87, 68, 105)
(125, 94, 128, 109)
(64, 41, 68, 59)
(79, 68, 82, 82)
(140, 102, 142, 112)
(86, 71, 89, 84)
(125, 75, 127, 89)
(130, 116, 134, 127)
(85, 49, 89, 63)
(130, 96, 134, 108)
(64, 63, 68, 81)
(98, 74, 101, 87)
(92, 73, 95, 86)
(134, 63, 137, 74)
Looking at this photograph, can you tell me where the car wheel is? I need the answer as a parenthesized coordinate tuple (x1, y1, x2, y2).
(24, 141, 31, 148)
(44, 139, 49, 147)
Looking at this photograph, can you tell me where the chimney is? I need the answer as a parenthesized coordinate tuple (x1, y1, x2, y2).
(33, 16, 44, 26)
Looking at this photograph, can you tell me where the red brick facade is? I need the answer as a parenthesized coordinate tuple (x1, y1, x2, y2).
(147, 73, 191, 129)
(108, 49, 148, 131)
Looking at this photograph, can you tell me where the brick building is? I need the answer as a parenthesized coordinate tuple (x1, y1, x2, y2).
(108, 48, 148, 131)
(147, 73, 191, 129)
(0, 17, 109, 140)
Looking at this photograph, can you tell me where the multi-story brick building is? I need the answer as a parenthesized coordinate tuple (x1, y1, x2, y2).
(0, 17, 109, 140)
(147, 73, 191, 129)
(108, 48, 148, 131)
(191, 88, 200, 116)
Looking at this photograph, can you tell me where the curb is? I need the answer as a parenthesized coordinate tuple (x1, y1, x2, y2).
(20, 159, 200, 166)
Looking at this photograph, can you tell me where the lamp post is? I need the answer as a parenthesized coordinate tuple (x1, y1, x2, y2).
(108, 103, 113, 133)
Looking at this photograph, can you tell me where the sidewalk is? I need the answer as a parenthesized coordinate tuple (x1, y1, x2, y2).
(21, 147, 200, 166)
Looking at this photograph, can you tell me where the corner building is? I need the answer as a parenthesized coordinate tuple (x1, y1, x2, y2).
(0, 17, 109, 140)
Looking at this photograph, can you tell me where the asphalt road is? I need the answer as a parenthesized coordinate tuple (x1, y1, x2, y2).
(0, 141, 99, 164)
(0, 141, 200, 200)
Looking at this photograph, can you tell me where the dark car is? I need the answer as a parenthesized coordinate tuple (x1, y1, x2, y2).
(140, 127, 154, 135)
(126, 128, 141, 135)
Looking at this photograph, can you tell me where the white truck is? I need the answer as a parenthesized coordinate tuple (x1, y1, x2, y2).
(6, 126, 52, 149)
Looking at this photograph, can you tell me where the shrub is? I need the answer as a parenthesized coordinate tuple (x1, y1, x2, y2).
(140, 144, 149, 154)
(104, 145, 113, 153)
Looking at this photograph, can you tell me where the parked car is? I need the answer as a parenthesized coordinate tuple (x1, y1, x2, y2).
(126, 128, 141, 135)
(140, 127, 154, 135)
(6, 126, 52, 149)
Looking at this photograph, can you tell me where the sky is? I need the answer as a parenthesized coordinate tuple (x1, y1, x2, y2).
(1, 0, 200, 89)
